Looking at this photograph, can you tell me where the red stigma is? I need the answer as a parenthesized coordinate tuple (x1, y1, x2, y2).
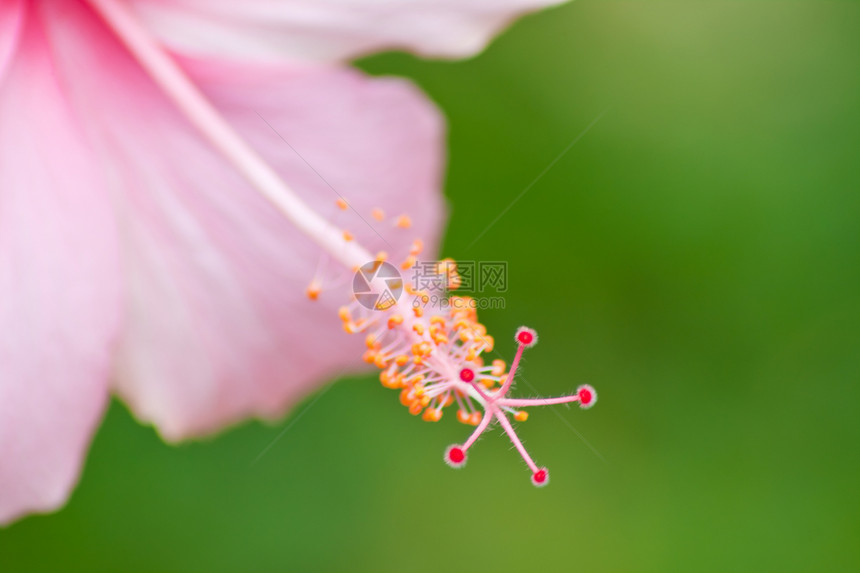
(532, 468, 549, 487)
(515, 326, 538, 348)
(445, 445, 467, 468)
(448, 447, 465, 463)
(576, 384, 597, 409)
(459, 368, 475, 382)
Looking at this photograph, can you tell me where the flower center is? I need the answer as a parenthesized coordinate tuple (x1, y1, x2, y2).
(337, 254, 598, 485)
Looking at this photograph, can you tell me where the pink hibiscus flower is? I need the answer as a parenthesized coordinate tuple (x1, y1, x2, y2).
(0, 0, 570, 525)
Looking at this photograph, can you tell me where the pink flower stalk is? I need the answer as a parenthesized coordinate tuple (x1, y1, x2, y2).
(0, 0, 569, 524)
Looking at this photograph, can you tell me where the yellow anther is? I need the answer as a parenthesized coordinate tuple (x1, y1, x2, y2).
(380, 372, 400, 389)
(481, 378, 495, 389)
(373, 354, 389, 369)
(342, 230, 354, 242)
(430, 330, 448, 344)
(306, 281, 321, 301)
(457, 410, 471, 425)
(338, 307, 351, 322)
(408, 402, 424, 416)
(436, 259, 456, 276)
(482, 335, 495, 352)
(371, 208, 385, 221)
(413, 307, 424, 318)
(413, 323, 425, 335)
(365, 334, 379, 349)
(430, 316, 446, 327)
(465, 348, 477, 362)
(401, 255, 416, 271)
(440, 395, 454, 408)
(388, 315, 404, 329)
(491, 359, 506, 377)
(514, 411, 529, 422)
(344, 322, 361, 334)
(468, 412, 482, 426)
(395, 354, 410, 367)
(399, 389, 413, 407)
(336, 198, 348, 210)
(396, 215, 412, 229)
(410, 239, 424, 256)
(448, 273, 463, 290)
(362, 350, 376, 364)
(420, 396, 431, 407)
(422, 408, 442, 422)
(412, 342, 432, 364)
(375, 251, 388, 262)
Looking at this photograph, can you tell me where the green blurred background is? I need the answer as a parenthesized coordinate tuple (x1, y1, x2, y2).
(3, 1, 859, 571)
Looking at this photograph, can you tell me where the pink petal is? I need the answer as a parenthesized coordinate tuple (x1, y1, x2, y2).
(126, 0, 568, 63)
(0, 9, 120, 525)
(0, 0, 24, 81)
(43, 2, 446, 440)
